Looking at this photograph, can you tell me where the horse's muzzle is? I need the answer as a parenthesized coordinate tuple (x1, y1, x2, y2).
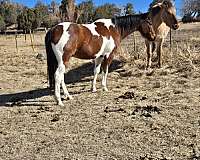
(172, 23, 179, 30)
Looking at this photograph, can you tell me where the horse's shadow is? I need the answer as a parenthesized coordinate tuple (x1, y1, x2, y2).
(64, 59, 123, 84)
(0, 59, 123, 107)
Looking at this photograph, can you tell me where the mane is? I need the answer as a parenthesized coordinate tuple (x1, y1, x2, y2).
(111, 13, 149, 31)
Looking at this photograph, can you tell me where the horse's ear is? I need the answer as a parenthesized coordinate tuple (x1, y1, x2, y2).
(151, 5, 161, 16)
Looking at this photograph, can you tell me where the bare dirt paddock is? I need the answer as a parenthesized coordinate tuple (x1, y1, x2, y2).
(0, 23, 200, 160)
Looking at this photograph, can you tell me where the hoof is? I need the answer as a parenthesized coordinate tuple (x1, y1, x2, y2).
(103, 87, 108, 92)
(58, 101, 64, 106)
(68, 95, 73, 100)
(145, 68, 154, 76)
(92, 89, 97, 93)
(63, 95, 73, 100)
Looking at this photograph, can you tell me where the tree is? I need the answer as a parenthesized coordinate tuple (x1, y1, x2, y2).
(77, 0, 95, 23)
(182, 0, 200, 15)
(59, 0, 77, 22)
(17, 8, 41, 32)
(93, 3, 121, 20)
(182, 0, 200, 22)
(49, 0, 59, 15)
(0, 15, 6, 31)
(34, 0, 48, 24)
(0, 1, 18, 26)
(42, 15, 60, 28)
(124, 3, 135, 15)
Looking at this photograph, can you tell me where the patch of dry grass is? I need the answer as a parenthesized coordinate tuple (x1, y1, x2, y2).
(0, 23, 200, 160)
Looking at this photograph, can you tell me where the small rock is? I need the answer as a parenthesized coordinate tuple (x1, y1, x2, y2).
(117, 91, 135, 99)
(36, 53, 46, 60)
(51, 114, 60, 122)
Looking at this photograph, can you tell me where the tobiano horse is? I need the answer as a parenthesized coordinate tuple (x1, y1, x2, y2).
(45, 13, 156, 106)
(145, 0, 179, 69)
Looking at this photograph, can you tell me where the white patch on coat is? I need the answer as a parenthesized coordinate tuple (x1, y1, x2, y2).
(95, 18, 115, 29)
(82, 23, 100, 36)
(52, 22, 71, 53)
(95, 36, 115, 59)
(83, 19, 116, 59)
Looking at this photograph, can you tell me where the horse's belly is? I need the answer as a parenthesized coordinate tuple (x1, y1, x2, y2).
(73, 49, 96, 59)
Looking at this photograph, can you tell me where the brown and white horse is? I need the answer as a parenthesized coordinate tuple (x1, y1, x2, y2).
(145, 0, 179, 69)
(45, 13, 156, 106)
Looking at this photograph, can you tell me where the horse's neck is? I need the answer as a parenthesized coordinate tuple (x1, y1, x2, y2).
(120, 26, 138, 40)
(152, 15, 163, 32)
(153, 16, 170, 39)
(115, 16, 141, 40)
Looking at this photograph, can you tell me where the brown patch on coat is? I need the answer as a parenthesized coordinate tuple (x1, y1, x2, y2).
(62, 24, 104, 63)
(62, 24, 79, 65)
(51, 25, 63, 44)
(94, 22, 110, 39)
(109, 25, 120, 47)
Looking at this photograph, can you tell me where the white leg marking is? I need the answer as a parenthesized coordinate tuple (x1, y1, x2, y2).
(61, 80, 73, 100)
(102, 65, 108, 91)
(92, 57, 104, 92)
(60, 65, 73, 100)
(146, 41, 152, 70)
(55, 64, 64, 106)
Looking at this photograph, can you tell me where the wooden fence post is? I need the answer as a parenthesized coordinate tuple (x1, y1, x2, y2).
(25, 30, 27, 42)
(15, 32, 18, 54)
(133, 32, 136, 52)
(29, 29, 35, 52)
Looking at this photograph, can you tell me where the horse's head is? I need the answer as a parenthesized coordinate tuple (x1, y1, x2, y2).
(151, 0, 179, 30)
(139, 16, 156, 41)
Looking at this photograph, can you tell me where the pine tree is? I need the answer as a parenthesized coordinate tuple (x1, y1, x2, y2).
(124, 3, 135, 15)
(59, 0, 76, 22)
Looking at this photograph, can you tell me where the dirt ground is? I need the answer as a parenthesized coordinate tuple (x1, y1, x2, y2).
(0, 22, 200, 160)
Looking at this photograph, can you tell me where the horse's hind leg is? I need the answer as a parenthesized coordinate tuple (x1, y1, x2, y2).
(54, 64, 65, 106)
(61, 76, 73, 100)
(92, 56, 104, 92)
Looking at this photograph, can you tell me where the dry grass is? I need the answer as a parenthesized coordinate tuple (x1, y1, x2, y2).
(0, 23, 200, 160)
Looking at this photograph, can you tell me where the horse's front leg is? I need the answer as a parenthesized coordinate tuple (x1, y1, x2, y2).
(157, 39, 164, 68)
(145, 40, 152, 70)
(101, 52, 114, 92)
(92, 56, 104, 92)
(102, 65, 109, 91)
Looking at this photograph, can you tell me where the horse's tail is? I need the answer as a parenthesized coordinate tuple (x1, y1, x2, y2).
(152, 41, 156, 53)
(45, 29, 58, 89)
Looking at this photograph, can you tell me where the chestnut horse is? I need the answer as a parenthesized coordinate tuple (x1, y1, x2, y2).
(45, 13, 156, 106)
(145, 0, 179, 69)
